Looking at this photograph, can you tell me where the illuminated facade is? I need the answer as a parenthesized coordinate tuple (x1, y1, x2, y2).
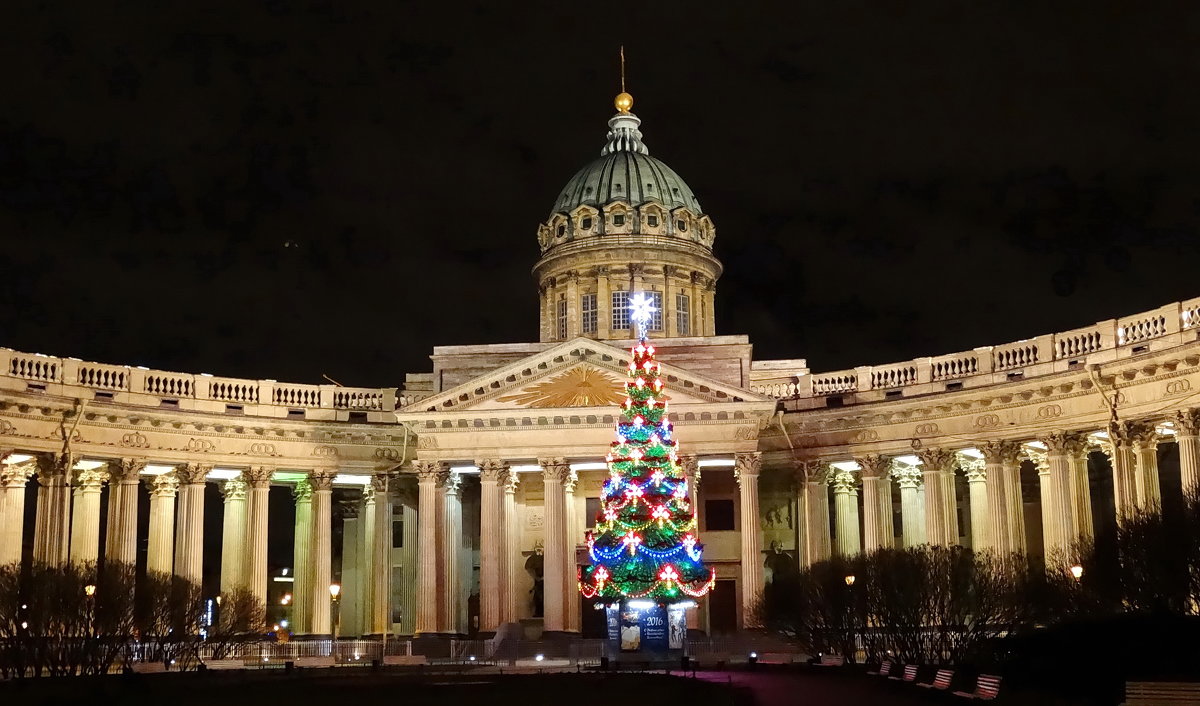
(2, 92, 1200, 642)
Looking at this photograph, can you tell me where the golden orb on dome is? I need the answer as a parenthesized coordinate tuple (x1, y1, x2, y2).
(614, 92, 634, 113)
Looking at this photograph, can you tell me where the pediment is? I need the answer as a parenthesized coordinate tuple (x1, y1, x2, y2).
(403, 337, 772, 414)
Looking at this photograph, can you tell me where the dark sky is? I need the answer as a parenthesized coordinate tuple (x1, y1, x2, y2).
(3, 3, 1199, 387)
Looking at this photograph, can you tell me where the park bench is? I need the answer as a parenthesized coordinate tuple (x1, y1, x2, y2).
(130, 662, 166, 674)
(294, 656, 335, 668)
(814, 655, 845, 667)
(1125, 681, 1200, 704)
(918, 669, 954, 690)
(953, 674, 1001, 700)
(889, 664, 918, 682)
(867, 660, 893, 677)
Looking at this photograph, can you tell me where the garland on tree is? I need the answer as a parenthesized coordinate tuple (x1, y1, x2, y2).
(578, 294, 716, 602)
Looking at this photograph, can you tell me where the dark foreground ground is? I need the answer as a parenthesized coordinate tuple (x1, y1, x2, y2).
(0, 665, 1103, 706)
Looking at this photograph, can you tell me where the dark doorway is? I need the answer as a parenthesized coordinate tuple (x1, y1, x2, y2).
(581, 597, 606, 638)
(710, 579, 738, 634)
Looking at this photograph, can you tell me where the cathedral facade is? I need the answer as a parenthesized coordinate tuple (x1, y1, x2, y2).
(2, 92, 1199, 641)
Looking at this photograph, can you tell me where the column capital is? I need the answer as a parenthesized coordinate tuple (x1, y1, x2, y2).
(175, 463, 212, 485)
(563, 469, 579, 494)
(539, 457, 571, 484)
(477, 459, 510, 482)
(221, 476, 248, 501)
(308, 470, 336, 492)
(794, 460, 827, 485)
(292, 477, 313, 502)
(148, 472, 180, 497)
(677, 454, 699, 477)
(1127, 421, 1161, 451)
(361, 482, 376, 504)
(916, 448, 955, 472)
(889, 461, 924, 489)
(35, 452, 72, 482)
(413, 459, 447, 483)
(74, 467, 110, 491)
(0, 460, 36, 488)
(111, 458, 147, 482)
(243, 465, 274, 487)
(979, 439, 1022, 465)
(441, 469, 462, 495)
(504, 467, 521, 494)
(734, 452, 762, 483)
(828, 467, 859, 493)
(855, 454, 889, 479)
(1174, 408, 1200, 437)
(1020, 444, 1049, 473)
(1040, 431, 1088, 457)
(956, 453, 987, 481)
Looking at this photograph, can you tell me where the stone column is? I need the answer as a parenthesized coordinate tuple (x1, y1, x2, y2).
(1104, 423, 1138, 521)
(1129, 423, 1162, 512)
(33, 454, 72, 567)
(291, 477, 313, 634)
(663, 266, 676, 338)
(242, 466, 272, 614)
(540, 457, 569, 634)
(680, 455, 701, 630)
(68, 467, 109, 565)
(918, 448, 959, 546)
(800, 461, 831, 566)
(413, 460, 443, 635)
(501, 468, 521, 623)
(477, 459, 507, 634)
(146, 472, 179, 575)
(688, 272, 703, 338)
(563, 469, 581, 633)
(0, 460, 36, 566)
(173, 463, 209, 585)
(596, 266, 612, 339)
(829, 467, 861, 556)
(565, 272, 580, 339)
(980, 440, 1020, 555)
(105, 459, 143, 567)
(439, 468, 463, 635)
(856, 456, 893, 553)
(400, 491, 419, 635)
(219, 475, 248, 594)
(1068, 442, 1094, 542)
(891, 462, 925, 548)
(1175, 409, 1200, 496)
(958, 454, 990, 551)
(309, 470, 335, 637)
(368, 474, 392, 636)
(735, 452, 762, 627)
(1040, 433, 1082, 559)
(1023, 445, 1053, 553)
(359, 483, 376, 636)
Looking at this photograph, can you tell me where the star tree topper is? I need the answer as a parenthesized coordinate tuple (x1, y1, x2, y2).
(630, 292, 657, 337)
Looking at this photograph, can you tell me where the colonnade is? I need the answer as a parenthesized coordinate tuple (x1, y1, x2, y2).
(0, 453, 396, 637)
(798, 409, 1200, 564)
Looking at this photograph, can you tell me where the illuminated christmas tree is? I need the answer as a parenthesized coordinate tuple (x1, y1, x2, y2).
(579, 293, 715, 611)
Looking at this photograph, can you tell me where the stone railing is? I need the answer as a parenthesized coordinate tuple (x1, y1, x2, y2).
(0, 351, 397, 422)
(752, 297, 1200, 407)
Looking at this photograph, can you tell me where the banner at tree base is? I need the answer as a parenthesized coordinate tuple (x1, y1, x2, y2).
(605, 601, 688, 654)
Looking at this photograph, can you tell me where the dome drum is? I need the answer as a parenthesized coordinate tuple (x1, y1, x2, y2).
(537, 201, 715, 254)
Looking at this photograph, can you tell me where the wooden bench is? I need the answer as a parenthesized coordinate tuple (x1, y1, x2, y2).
(814, 655, 845, 667)
(1126, 681, 1200, 704)
(918, 669, 954, 690)
(294, 656, 335, 668)
(867, 660, 893, 677)
(953, 674, 1001, 700)
(889, 664, 918, 682)
(201, 659, 245, 671)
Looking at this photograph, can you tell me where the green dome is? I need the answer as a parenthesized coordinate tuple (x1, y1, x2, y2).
(550, 111, 703, 216)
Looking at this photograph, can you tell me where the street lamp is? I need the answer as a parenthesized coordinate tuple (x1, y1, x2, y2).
(844, 575, 856, 587)
(84, 584, 96, 596)
(1069, 564, 1084, 581)
(329, 583, 341, 641)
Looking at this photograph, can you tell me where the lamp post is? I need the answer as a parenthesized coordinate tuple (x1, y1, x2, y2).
(843, 575, 856, 587)
(329, 583, 341, 642)
(1069, 564, 1083, 581)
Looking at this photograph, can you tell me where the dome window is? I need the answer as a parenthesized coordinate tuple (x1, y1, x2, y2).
(647, 215, 659, 227)
(581, 217, 593, 230)
(672, 188, 680, 195)
(557, 224, 566, 237)
(646, 183, 654, 191)
(677, 220, 687, 232)
(612, 214, 625, 227)
(615, 183, 623, 192)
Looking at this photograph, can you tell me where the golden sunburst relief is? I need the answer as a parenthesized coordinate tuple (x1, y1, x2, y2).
(496, 366, 627, 408)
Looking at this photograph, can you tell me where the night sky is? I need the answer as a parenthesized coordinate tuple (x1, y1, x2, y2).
(3, 3, 1199, 387)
